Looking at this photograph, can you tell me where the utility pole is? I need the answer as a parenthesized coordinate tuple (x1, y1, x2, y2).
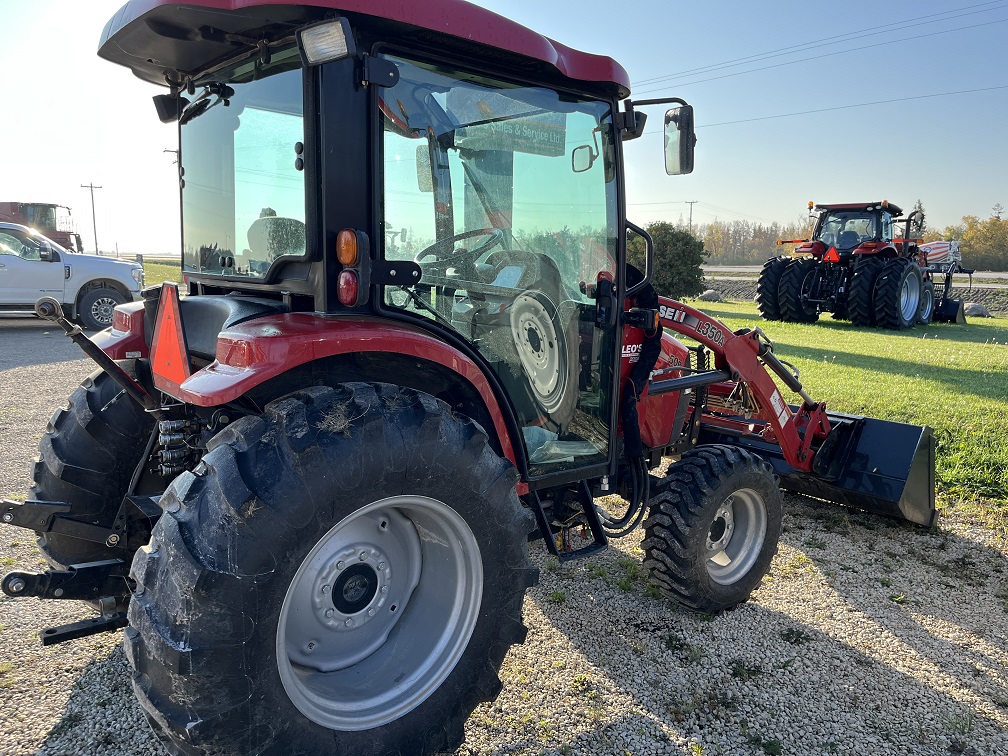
(81, 183, 102, 255)
(685, 200, 698, 235)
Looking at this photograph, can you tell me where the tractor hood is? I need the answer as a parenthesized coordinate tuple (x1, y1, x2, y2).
(98, 0, 631, 97)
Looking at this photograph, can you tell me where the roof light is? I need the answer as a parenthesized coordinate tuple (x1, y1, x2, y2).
(337, 229, 358, 265)
(298, 18, 356, 66)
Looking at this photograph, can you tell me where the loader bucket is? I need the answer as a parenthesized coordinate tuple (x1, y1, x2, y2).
(933, 298, 966, 323)
(698, 412, 936, 526)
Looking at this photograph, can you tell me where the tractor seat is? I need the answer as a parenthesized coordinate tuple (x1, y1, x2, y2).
(837, 230, 860, 250)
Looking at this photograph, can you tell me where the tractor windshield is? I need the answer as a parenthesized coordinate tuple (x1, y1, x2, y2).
(815, 210, 879, 250)
(179, 45, 306, 278)
(379, 53, 619, 474)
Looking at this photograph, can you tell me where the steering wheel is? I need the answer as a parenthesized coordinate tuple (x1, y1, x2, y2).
(414, 228, 504, 273)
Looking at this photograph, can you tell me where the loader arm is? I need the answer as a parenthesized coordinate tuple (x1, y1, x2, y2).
(654, 297, 830, 473)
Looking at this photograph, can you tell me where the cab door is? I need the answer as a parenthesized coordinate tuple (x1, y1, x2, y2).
(0, 229, 65, 305)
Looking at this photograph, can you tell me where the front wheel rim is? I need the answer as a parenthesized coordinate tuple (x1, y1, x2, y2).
(704, 488, 767, 585)
(90, 296, 118, 326)
(900, 274, 921, 321)
(277, 495, 483, 731)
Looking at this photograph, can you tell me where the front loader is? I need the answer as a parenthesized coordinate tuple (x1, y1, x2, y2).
(1, 3, 936, 755)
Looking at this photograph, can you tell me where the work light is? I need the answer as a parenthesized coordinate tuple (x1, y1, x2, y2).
(297, 18, 356, 66)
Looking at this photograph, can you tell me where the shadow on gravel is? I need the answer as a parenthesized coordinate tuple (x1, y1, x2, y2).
(35, 645, 165, 756)
(512, 502, 1008, 756)
(0, 317, 90, 370)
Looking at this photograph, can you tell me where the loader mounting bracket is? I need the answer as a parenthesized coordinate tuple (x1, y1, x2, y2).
(1, 496, 160, 552)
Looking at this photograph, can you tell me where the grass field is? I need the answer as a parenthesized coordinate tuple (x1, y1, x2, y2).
(695, 300, 1008, 527)
(143, 260, 181, 286)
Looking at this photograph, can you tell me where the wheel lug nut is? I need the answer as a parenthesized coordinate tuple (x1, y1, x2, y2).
(381, 585, 388, 593)
(321, 584, 330, 593)
(367, 608, 375, 617)
(325, 609, 334, 618)
(359, 551, 367, 561)
(377, 562, 385, 570)
(336, 561, 344, 569)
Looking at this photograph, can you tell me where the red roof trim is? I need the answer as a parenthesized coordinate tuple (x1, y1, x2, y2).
(100, 0, 630, 95)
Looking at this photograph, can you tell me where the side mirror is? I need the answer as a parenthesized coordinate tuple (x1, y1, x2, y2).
(571, 144, 597, 173)
(664, 105, 696, 176)
(39, 241, 54, 262)
(416, 145, 433, 193)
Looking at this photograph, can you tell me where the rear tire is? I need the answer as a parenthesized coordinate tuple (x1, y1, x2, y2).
(874, 258, 922, 330)
(642, 446, 783, 613)
(31, 367, 154, 567)
(755, 257, 789, 321)
(776, 258, 819, 323)
(847, 256, 885, 326)
(126, 383, 537, 756)
(918, 279, 935, 325)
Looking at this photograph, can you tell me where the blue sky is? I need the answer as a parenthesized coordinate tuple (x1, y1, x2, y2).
(1, 0, 1005, 254)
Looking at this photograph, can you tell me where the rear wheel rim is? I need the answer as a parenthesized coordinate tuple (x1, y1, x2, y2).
(920, 287, 933, 320)
(899, 273, 920, 322)
(705, 488, 767, 585)
(277, 495, 483, 731)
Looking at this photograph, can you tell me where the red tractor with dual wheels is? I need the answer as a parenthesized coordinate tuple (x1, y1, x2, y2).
(758, 201, 965, 328)
(1, 4, 936, 756)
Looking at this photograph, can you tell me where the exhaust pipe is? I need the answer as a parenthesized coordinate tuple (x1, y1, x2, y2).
(699, 411, 936, 527)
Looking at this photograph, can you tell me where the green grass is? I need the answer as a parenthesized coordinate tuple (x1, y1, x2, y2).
(143, 260, 182, 286)
(689, 300, 1008, 512)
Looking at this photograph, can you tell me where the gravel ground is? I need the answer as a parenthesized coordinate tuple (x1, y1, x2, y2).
(2, 314, 1007, 756)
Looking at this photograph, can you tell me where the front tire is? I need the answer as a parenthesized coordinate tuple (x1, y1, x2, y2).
(642, 446, 783, 613)
(79, 286, 126, 330)
(126, 383, 537, 756)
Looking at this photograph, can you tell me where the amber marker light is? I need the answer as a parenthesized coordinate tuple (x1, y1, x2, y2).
(337, 229, 358, 265)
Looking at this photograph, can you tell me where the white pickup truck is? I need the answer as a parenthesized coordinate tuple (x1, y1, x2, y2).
(0, 222, 144, 330)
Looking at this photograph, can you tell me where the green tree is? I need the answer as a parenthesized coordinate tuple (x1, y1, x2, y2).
(627, 221, 706, 298)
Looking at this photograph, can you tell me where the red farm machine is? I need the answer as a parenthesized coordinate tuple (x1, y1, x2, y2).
(757, 200, 969, 328)
(0, 4, 937, 755)
(0, 201, 84, 252)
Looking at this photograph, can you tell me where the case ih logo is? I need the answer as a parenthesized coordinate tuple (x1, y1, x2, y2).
(659, 305, 687, 323)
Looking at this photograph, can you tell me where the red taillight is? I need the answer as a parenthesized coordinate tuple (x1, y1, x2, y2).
(338, 270, 359, 306)
(112, 308, 131, 332)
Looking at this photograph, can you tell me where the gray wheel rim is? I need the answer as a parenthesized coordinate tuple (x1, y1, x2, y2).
(90, 296, 118, 326)
(277, 495, 483, 731)
(899, 273, 920, 322)
(920, 287, 933, 321)
(510, 294, 567, 412)
(704, 488, 767, 585)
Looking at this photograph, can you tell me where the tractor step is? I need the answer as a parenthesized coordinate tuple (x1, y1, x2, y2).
(527, 481, 608, 562)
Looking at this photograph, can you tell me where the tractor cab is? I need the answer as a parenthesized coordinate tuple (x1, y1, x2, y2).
(809, 201, 902, 261)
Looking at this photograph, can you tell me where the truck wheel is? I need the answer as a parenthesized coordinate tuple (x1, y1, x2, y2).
(847, 256, 885, 326)
(776, 258, 819, 323)
(917, 279, 935, 325)
(79, 286, 126, 330)
(31, 367, 154, 567)
(873, 258, 922, 329)
(755, 257, 789, 321)
(642, 445, 782, 613)
(126, 383, 537, 756)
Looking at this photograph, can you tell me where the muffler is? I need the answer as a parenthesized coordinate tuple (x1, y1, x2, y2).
(698, 411, 936, 527)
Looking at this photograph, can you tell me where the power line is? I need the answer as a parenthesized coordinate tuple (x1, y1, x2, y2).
(633, 0, 1005, 87)
(633, 14, 1008, 95)
(697, 83, 1008, 128)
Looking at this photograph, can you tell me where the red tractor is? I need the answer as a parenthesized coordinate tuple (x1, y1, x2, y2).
(757, 200, 963, 328)
(1, 4, 935, 756)
(0, 202, 84, 252)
